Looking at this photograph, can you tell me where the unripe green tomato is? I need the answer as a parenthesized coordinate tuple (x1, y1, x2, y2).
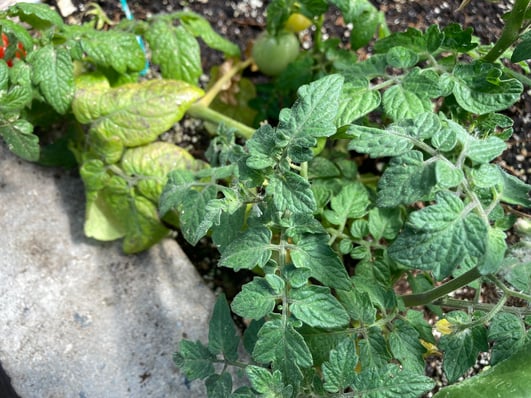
(285, 13, 313, 32)
(252, 31, 300, 76)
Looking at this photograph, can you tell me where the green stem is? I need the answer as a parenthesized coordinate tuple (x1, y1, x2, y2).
(187, 103, 255, 139)
(400, 266, 482, 307)
(434, 297, 531, 316)
(483, 0, 531, 63)
(197, 58, 254, 107)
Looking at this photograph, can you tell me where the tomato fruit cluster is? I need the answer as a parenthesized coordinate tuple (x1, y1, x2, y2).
(1, 33, 26, 67)
(252, 31, 300, 76)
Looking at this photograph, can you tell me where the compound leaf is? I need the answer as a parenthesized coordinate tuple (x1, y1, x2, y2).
(388, 192, 488, 279)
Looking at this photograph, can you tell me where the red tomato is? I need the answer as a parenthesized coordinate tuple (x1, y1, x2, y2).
(1, 33, 26, 67)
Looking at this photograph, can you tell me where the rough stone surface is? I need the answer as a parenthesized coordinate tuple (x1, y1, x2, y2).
(0, 143, 213, 397)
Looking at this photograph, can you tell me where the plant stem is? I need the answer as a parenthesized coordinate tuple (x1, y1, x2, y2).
(400, 266, 482, 307)
(197, 58, 254, 107)
(187, 103, 255, 139)
(482, 0, 531, 63)
(434, 297, 531, 316)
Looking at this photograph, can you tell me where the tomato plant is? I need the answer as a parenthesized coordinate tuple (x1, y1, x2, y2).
(252, 30, 300, 76)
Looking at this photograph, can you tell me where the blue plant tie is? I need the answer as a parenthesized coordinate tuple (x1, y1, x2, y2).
(120, 0, 149, 75)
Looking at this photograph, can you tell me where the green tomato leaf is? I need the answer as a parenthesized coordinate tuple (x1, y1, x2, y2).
(176, 11, 240, 57)
(290, 234, 351, 290)
(121, 142, 203, 203)
(478, 227, 506, 275)
(386, 46, 419, 68)
(435, 160, 463, 188)
(77, 29, 146, 74)
(383, 85, 432, 121)
(336, 289, 376, 324)
(353, 364, 434, 398)
(373, 27, 428, 54)
(358, 327, 392, 370)
(470, 163, 503, 188)
(488, 312, 526, 365)
(439, 313, 488, 383)
(452, 62, 523, 115)
(175, 340, 216, 381)
(336, 80, 381, 126)
(29, 45, 74, 114)
(8, 2, 63, 30)
(252, 318, 313, 368)
(290, 285, 350, 328)
(205, 372, 233, 398)
(277, 74, 344, 162)
(0, 119, 39, 161)
(267, 170, 316, 213)
(324, 182, 370, 225)
(433, 340, 531, 398)
(389, 319, 426, 375)
(512, 30, 531, 62)
(145, 21, 202, 84)
(73, 79, 203, 148)
(388, 192, 488, 280)
(403, 67, 445, 98)
(347, 124, 414, 157)
(219, 227, 272, 271)
(322, 338, 358, 393)
(368, 207, 403, 241)
(499, 170, 531, 207)
(208, 295, 240, 361)
(377, 150, 436, 207)
(121, 194, 169, 254)
(231, 277, 279, 320)
(466, 136, 506, 163)
(246, 366, 287, 396)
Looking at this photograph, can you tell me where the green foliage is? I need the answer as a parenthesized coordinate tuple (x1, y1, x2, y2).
(1, 1, 531, 397)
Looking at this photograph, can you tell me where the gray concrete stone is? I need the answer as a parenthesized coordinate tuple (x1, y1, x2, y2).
(0, 143, 214, 397)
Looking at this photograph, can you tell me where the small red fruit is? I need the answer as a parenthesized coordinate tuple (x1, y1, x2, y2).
(1, 33, 26, 67)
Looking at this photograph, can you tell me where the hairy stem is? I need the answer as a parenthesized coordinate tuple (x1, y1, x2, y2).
(197, 58, 253, 107)
(483, 0, 531, 63)
(187, 103, 255, 139)
(434, 297, 531, 316)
